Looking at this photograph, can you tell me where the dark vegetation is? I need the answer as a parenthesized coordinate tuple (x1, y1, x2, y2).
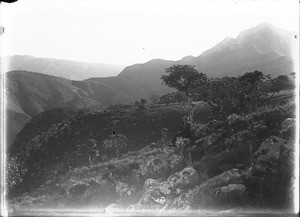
(7, 104, 189, 196)
(7, 64, 296, 213)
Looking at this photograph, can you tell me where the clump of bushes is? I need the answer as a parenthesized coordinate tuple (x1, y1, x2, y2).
(103, 134, 128, 158)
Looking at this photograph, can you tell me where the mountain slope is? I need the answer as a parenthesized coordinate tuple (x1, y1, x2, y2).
(8, 93, 295, 212)
(6, 71, 148, 145)
(2, 55, 125, 80)
(118, 22, 295, 93)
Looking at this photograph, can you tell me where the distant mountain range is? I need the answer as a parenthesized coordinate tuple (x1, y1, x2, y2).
(2, 55, 125, 80)
(5, 22, 296, 144)
(118, 22, 296, 93)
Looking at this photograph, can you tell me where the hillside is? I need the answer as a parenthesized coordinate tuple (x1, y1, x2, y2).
(5, 71, 148, 145)
(118, 23, 295, 93)
(2, 55, 125, 80)
(7, 91, 296, 214)
(8, 105, 190, 196)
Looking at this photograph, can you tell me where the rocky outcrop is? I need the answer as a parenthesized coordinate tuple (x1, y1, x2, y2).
(116, 181, 140, 205)
(245, 136, 294, 208)
(250, 136, 292, 175)
(135, 166, 200, 209)
(104, 203, 123, 214)
(280, 118, 295, 140)
(190, 101, 211, 128)
(183, 169, 248, 209)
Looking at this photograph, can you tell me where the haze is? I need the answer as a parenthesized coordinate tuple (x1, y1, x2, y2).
(0, 0, 298, 66)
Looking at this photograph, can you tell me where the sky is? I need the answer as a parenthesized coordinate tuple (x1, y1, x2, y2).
(0, 0, 298, 66)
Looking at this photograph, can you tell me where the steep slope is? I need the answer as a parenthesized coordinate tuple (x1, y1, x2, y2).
(2, 55, 125, 80)
(8, 105, 189, 197)
(118, 23, 295, 93)
(118, 59, 175, 95)
(8, 93, 295, 212)
(6, 71, 148, 145)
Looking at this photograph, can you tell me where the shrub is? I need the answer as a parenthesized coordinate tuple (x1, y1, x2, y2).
(103, 134, 128, 158)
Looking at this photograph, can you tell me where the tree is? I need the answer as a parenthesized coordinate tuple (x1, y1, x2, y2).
(270, 75, 290, 93)
(134, 98, 149, 113)
(161, 65, 207, 104)
(200, 71, 267, 119)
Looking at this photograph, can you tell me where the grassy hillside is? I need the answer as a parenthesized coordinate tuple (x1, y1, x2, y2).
(8, 104, 189, 197)
(7, 90, 296, 213)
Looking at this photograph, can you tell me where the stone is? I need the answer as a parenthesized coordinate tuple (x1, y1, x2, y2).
(251, 136, 292, 175)
(187, 169, 248, 208)
(116, 181, 139, 205)
(227, 114, 242, 126)
(280, 118, 296, 140)
(166, 166, 199, 192)
(190, 101, 212, 127)
(135, 167, 200, 209)
(104, 203, 123, 214)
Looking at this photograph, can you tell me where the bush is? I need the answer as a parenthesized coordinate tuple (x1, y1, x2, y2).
(103, 134, 128, 158)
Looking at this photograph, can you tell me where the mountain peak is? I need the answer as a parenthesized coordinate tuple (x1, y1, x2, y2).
(256, 22, 275, 29)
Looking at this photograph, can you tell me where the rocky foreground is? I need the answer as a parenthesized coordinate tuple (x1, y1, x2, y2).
(7, 96, 296, 214)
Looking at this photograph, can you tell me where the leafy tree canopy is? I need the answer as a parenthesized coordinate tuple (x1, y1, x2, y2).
(161, 65, 207, 98)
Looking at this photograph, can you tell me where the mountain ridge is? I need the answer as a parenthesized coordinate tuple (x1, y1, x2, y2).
(5, 22, 296, 144)
(5, 70, 149, 145)
(118, 22, 295, 90)
(2, 55, 125, 80)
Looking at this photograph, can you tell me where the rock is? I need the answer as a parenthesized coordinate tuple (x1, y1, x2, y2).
(251, 122, 269, 140)
(227, 114, 242, 126)
(174, 137, 193, 166)
(116, 181, 139, 205)
(190, 101, 211, 127)
(196, 132, 221, 150)
(251, 136, 292, 175)
(224, 130, 252, 150)
(135, 167, 200, 209)
(246, 136, 294, 208)
(172, 192, 192, 210)
(187, 169, 248, 208)
(135, 178, 169, 209)
(104, 203, 123, 214)
(169, 154, 185, 172)
(280, 118, 295, 140)
(146, 156, 171, 177)
(166, 166, 200, 192)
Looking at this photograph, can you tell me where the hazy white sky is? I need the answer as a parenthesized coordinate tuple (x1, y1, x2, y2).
(0, 0, 298, 66)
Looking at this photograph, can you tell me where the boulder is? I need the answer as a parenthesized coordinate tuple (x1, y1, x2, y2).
(280, 118, 295, 140)
(185, 169, 248, 208)
(166, 166, 200, 192)
(116, 181, 139, 205)
(135, 178, 169, 209)
(104, 203, 123, 214)
(190, 101, 211, 127)
(135, 166, 200, 209)
(250, 136, 292, 175)
(169, 154, 185, 172)
(246, 136, 294, 208)
(251, 122, 269, 140)
(227, 114, 242, 126)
